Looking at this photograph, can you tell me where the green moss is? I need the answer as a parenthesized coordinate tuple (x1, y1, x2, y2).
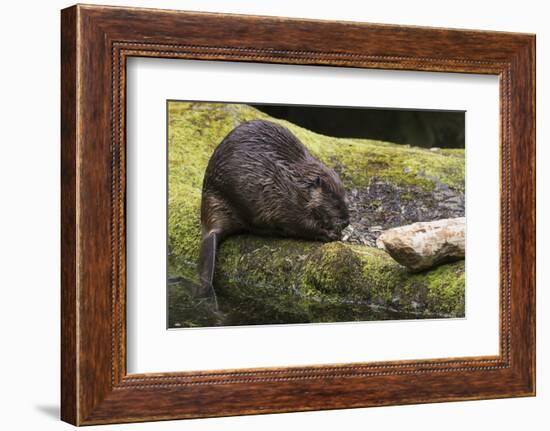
(167, 184, 201, 280)
(216, 235, 317, 288)
(301, 242, 363, 296)
(277, 129, 464, 191)
(167, 102, 464, 203)
(351, 245, 404, 304)
(417, 261, 465, 316)
(206, 236, 463, 323)
(381, 260, 465, 317)
(400, 192, 414, 202)
(167, 102, 464, 272)
(166, 101, 465, 326)
(369, 200, 383, 209)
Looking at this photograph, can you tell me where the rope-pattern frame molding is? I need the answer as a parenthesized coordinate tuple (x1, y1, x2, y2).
(110, 41, 513, 388)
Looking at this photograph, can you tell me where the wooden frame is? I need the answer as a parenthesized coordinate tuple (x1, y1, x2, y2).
(61, 4, 535, 425)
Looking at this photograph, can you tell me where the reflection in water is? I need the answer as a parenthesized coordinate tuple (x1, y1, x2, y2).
(168, 274, 433, 329)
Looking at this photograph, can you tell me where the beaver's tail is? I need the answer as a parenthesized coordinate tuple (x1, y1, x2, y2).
(198, 230, 220, 309)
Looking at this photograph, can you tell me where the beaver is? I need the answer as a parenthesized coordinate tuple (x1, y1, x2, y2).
(198, 119, 349, 307)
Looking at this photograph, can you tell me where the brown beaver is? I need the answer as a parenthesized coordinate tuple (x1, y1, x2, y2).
(198, 119, 349, 307)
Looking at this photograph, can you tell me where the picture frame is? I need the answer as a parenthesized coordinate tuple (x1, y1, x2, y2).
(60, 4, 535, 425)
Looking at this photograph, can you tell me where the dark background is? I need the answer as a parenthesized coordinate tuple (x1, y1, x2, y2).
(252, 104, 465, 149)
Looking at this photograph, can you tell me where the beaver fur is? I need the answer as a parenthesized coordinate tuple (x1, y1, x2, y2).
(198, 120, 349, 306)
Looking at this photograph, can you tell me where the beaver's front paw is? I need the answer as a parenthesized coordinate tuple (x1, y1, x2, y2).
(316, 229, 340, 242)
(326, 230, 342, 241)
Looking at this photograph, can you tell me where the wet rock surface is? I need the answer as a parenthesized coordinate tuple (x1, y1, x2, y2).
(341, 174, 465, 247)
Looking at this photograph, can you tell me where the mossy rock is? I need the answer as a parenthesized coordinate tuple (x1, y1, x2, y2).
(167, 101, 465, 327)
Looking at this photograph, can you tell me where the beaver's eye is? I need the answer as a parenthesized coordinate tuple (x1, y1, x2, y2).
(314, 175, 322, 188)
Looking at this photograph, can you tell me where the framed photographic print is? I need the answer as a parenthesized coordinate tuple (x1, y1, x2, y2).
(61, 4, 535, 425)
